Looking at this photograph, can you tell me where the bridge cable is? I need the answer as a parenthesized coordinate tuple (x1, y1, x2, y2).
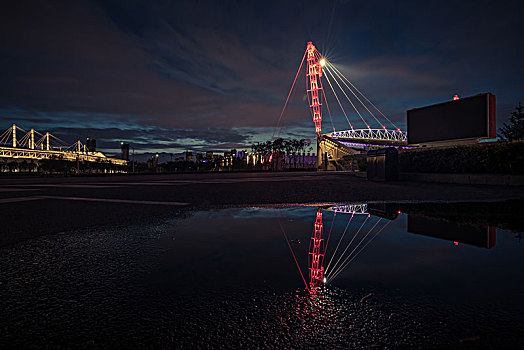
(313, 50, 350, 130)
(15, 125, 28, 133)
(18, 132, 32, 146)
(314, 50, 369, 129)
(325, 60, 386, 129)
(327, 217, 383, 281)
(328, 220, 391, 283)
(324, 213, 353, 274)
(0, 128, 12, 145)
(323, 63, 369, 128)
(319, 54, 354, 130)
(322, 87, 336, 133)
(34, 134, 49, 148)
(328, 62, 399, 130)
(272, 50, 307, 142)
(325, 214, 370, 275)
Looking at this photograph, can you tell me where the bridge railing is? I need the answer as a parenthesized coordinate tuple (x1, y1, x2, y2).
(329, 128, 407, 142)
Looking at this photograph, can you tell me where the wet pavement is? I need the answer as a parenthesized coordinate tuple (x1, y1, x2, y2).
(1, 199, 523, 348)
(2, 172, 524, 246)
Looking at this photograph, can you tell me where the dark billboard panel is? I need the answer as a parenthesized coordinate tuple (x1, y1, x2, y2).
(407, 93, 496, 144)
(407, 214, 496, 248)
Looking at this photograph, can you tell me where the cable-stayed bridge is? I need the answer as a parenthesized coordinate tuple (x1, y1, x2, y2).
(0, 124, 127, 165)
(272, 42, 408, 169)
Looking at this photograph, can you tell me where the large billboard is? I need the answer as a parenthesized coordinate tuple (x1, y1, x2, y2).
(407, 93, 496, 145)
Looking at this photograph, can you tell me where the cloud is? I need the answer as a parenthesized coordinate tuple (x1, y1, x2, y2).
(1, 0, 523, 150)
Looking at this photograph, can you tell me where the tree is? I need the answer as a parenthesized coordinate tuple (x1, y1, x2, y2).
(499, 102, 524, 141)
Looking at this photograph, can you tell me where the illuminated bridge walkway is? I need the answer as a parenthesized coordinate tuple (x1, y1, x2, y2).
(0, 124, 127, 165)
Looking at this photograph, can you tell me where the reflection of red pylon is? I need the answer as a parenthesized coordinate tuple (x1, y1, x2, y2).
(308, 209, 325, 292)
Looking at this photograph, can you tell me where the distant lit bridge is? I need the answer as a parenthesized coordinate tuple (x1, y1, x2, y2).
(0, 124, 127, 165)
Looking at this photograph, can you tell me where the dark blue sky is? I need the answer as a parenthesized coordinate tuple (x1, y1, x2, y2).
(1, 0, 522, 155)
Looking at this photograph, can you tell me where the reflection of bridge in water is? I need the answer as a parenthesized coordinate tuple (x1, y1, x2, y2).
(0, 124, 127, 165)
(279, 202, 497, 295)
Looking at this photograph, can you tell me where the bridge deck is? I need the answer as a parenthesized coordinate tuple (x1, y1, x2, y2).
(0, 146, 127, 165)
(327, 128, 407, 146)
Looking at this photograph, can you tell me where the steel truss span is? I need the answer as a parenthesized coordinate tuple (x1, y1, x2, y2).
(329, 128, 407, 143)
(0, 146, 128, 165)
(330, 204, 368, 215)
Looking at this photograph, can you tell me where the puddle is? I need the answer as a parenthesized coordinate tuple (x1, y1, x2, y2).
(1, 200, 523, 348)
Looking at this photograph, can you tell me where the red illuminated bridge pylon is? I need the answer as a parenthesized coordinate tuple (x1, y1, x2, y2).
(306, 42, 324, 136)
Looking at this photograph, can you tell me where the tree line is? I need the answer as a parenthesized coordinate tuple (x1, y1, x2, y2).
(499, 102, 523, 141)
(251, 138, 314, 168)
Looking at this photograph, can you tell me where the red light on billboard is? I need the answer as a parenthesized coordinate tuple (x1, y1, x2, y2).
(453, 241, 459, 246)
(453, 94, 459, 100)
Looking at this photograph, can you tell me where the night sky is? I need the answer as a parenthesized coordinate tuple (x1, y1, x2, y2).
(1, 0, 523, 157)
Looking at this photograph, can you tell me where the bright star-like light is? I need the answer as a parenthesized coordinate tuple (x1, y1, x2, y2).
(320, 58, 326, 67)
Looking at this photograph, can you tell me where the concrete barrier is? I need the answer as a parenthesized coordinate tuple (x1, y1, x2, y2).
(400, 173, 524, 186)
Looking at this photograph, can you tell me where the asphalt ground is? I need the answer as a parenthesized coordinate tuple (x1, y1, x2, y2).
(1, 171, 523, 246)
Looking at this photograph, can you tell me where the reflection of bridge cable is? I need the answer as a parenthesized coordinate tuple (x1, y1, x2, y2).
(329, 218, 382, 279)
(272, 50, 307, 142)
(276, 211, 309, 290)
(326, 216, 383, 280)
(324, 213, 353, 274)
(323, 212, 337, 257)
(325, 214, 370, 276)
(328, 220, 391, 283)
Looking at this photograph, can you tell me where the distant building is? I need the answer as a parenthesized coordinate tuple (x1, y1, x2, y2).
(148, 154, 158, 168)
(120, 142, 130, 160)
(205, 151, 213, 159)
(86, 138, 96, 153)
(185, 151, 194, 162)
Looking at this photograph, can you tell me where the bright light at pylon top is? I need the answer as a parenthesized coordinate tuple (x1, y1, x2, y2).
(320, 58, 326, 67)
